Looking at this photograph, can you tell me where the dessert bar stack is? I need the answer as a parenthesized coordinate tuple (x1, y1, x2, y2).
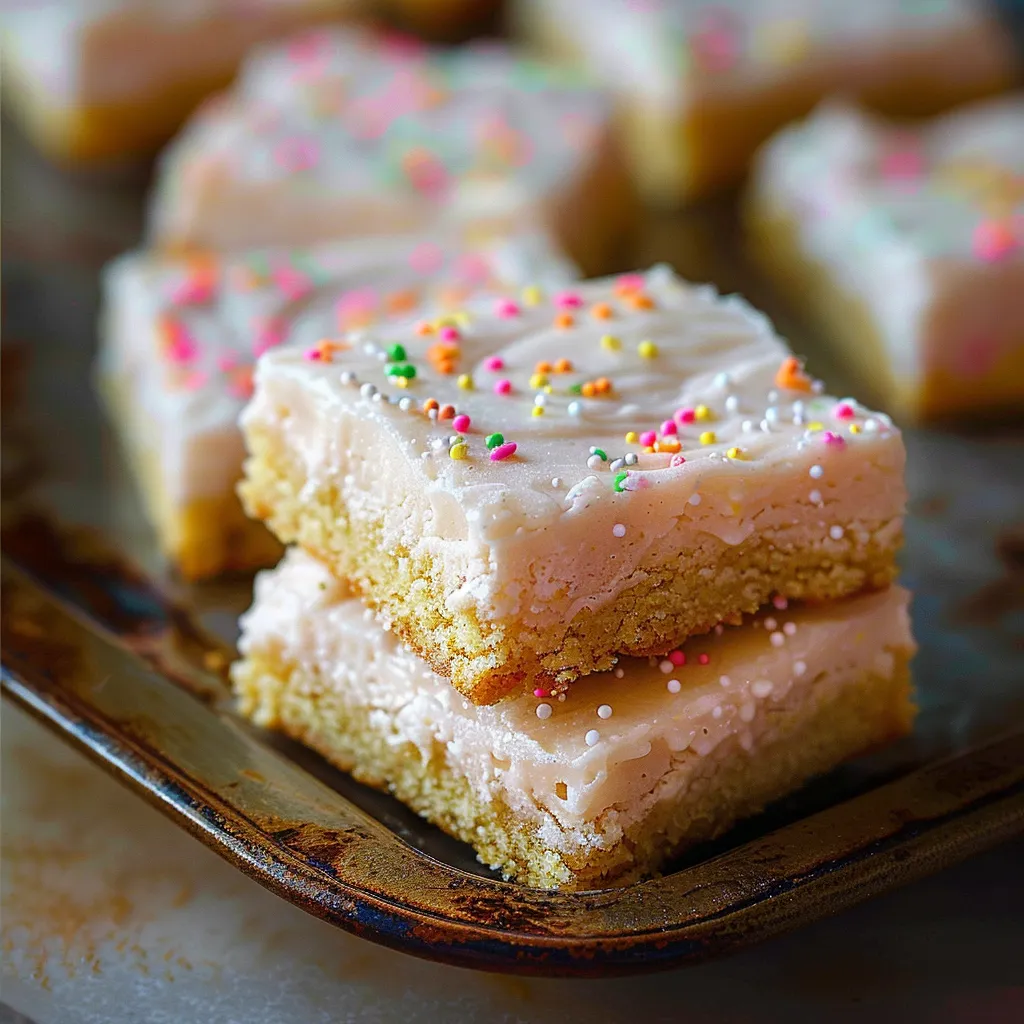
(233, 265, 916, 888)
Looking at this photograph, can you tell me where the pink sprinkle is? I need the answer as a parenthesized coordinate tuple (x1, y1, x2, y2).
(490, 441, 517, 461)
(616, 273, 645, 292)
(833, 402, 855, 419)
(972, 220, 1018, 263)
(180, 369, 208, 391)
(669, 650, 686, 667)
(495, 298, 520, 318)
(660, 420, 678, 436)
(670, 453, 687, 467)
(639, 430, 657, 447)
(822, 431, 847, 449)
(554, 291, 583, 309)
(272, 265, 314, 303)
(881, 147, 924, 181)
(533, 688, 549, 698)
(698, 653, 710, 665)
(166, 328, 198, 364)
(253, 319, 285, 357)
(772, 595, 789, 610)
(409, 241, 445, 274)
(274, 136, 319, 173)
(675, 407, 696, 425)
(216, 353, 238, 372)
(452, 414, 471, 433)
(171, 276, 214, 306)
(303, 346, 324, 361)
(438, 325, 460, 342)
(483, 356, 504, 372)
(494, 379, 512, 395)
(455, 252, 491, 285)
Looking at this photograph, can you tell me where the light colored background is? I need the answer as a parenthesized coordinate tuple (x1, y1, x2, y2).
(2, 703, 1022, 1024)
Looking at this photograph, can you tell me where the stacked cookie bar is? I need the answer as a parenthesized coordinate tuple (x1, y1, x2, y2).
(233, 265, 916, 888)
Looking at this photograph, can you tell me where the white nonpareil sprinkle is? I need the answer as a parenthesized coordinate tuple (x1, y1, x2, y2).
(714, 372, 731, 388)
(688, 493, 702, 506)
(770, 631, 785, 647)
(667, 679, 681, 694)
(567, 401, 582, 417)
(551, 477, 562, 488)
(612, 523, 626, 538)
(585, 729, 600, 746)
(359, 383, 377, 399)
(659, 660, 674, 674)
(809, 464, 824, 479)
(536, 703, 552, 720)
(742, 420, 755, 432)
(830, 525, 845, 540)
(764, 617, 777, 631)
(752, 680, 774, 699)
(597, 704, 613, 719)
(809, 489, 822, 504)
(558, 693, 566, 702)
(719, 674, 732, 687)
(783, 622, 797, 636)
(794, 660, 807, 677)
(614, 667, 625, 679)
(340, 370, 356, 385)
(587, 454, 604, 470)
(725, 394, 739, 412)
(712, 705, 723, 718)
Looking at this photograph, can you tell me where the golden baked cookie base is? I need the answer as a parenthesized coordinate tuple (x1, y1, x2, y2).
(745, 200, 1024, 423)
(232, 644, 915, 890)
(239, 428, 902, 704)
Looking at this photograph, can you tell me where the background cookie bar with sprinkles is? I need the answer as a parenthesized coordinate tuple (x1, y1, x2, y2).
(146, 25, 635, 275)
(98, 230, 577, 580)
(0, 0, 363, 165)
(238, 265, 907, 705)
(517, 0, 1017, 205)
(747, 96, 1024, 422)
(233, 547, 917, 890)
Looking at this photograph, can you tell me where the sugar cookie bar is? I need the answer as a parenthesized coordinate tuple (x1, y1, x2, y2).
(518, 0, 1017, 204)
(147, 26, 634, 274)
(747, 97, 1024, 422)
(233, 548, 916, 890)
(99, 231, 577, 580)
(0, 1, 361, 165)
(239, 265, 907, 703)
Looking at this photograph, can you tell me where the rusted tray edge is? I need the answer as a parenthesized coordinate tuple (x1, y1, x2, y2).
(4, 565, 1024, 976)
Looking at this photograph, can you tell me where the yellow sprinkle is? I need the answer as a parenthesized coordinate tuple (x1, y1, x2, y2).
(600, 334, 622, 351)
(543, 385, 553, 394)
(393, 376, 410, 389)
(433, 315, 458, 329)
(849, 423, 862, 434)
(522, 285, 542, 306)
(637, 340, 658, 358)
(453, 311, 472, 327)
(807, 421, 824, 432)
(695, 404, 712, 421)
(726, 446, 746, 460)
(457, 374, 474, 390)
(529, 373, 549, 389)
(625, 431, 639, 444)
(449, 443, 468, 460)
(700, 431, 717, 445)
(532, 406, 544, 417)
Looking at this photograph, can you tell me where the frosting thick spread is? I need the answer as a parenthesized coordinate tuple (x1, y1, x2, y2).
(239, 547, 914, 840)
(243, 265, 906, 629)
(753, 96, 1024, 379)
(149, 24, 613, 248)
(99, 230, 577, 504)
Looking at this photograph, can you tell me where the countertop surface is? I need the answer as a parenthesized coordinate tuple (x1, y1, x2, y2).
(3, 703, 1023, 1024)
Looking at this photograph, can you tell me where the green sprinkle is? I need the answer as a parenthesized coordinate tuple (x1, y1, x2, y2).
(613, 471, 628, 493)
(589, 447, 607, 461)
(386, 363, 416, 379)
(568, 383, 583, 395)
(386, 343, 407, 361)
(486, 432, 504, 450)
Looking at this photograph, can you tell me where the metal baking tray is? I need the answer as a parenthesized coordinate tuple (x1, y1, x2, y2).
(3, 121, 1023, 976)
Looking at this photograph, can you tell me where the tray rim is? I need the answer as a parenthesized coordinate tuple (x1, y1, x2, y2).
(4, 560, 1024, 978)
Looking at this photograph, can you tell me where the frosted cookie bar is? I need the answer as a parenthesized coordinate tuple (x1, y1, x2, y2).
(233, 548, 916, 890)
(147, 26, 634, 274)
(0, 0, 360, 165)
(239, 265, 907, 703)
(519, 0, 1016, 204)
(99, 231, 576, 580)
(748, 97, 1024, 422)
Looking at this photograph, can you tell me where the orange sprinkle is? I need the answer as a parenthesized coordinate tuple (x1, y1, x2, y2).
(427, 341, 459, 363)
(312, 338, 350, 362)
(626, 293, 655, 310)
(423, 398, 440, 414)
(535, 360, 552, 374)
(581, 382, 597, 398)
(614, 279, 642, 297)
(594, 377, 612, 395)
(386, 288, 420, 314)
(555, 312, 575, 329)
(554, 358, 573, 373)
(590, 302, 613, 320)
(438, 404, 456, 420)
(416, 321, 435, 336)
(775, 356, 813, 392)
(655, 437, 681, 453)
(436, 359, 457, 376)
(439, 285, 470, 309)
